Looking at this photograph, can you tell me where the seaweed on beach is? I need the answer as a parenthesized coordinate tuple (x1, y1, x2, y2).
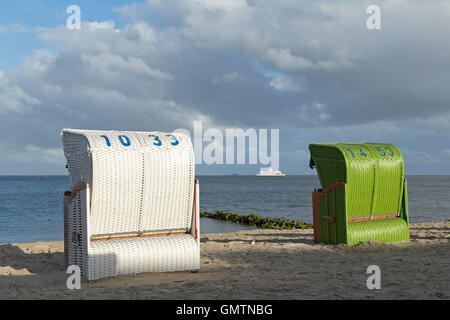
(200, 210, 313, 230)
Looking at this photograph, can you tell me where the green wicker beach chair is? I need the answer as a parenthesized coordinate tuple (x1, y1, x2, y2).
(309, 143, 409, 245)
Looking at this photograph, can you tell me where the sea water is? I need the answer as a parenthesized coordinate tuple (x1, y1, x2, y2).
(0, 175, 449, 243)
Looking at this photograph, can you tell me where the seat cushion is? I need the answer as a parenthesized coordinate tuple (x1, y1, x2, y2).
(347, 218, 409, 245)
(88, 234, 199, 280)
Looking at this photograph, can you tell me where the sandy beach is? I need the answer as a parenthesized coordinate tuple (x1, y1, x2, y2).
(0, 221, 449, 300)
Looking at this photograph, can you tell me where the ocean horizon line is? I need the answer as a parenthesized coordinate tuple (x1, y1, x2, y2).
(0, 174, 449, 177)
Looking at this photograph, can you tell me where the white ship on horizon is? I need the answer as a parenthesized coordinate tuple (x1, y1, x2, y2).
(256, 167, 286, 176)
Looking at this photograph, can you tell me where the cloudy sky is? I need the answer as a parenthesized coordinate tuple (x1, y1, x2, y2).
(0, 0, 449, 175)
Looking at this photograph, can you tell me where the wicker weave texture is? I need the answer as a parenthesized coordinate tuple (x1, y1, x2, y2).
(62, 129, 195, 236)
(67, 188, 90, 278)
(309, 142, 409, 245)
(309, 143, 404, 218)
(347, 218, 410, 245)
(88, 234, 200, 280)
(62, 129, 199, 280)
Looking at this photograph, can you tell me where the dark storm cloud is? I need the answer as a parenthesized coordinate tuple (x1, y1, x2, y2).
(0, 0, 449, 174)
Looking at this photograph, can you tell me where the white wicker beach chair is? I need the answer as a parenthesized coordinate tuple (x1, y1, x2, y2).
(62, 129, 200, 281)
